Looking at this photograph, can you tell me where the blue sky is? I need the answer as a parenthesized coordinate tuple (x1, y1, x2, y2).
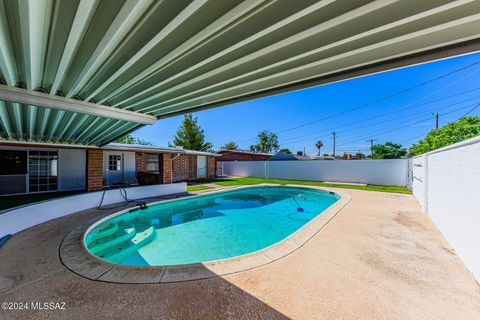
(134, 52, 480, 155)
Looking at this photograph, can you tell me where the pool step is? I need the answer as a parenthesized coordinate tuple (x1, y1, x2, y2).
(89, 222, 119, 241)
(98, 226, 155, 263)
(88, 224, 136, 254)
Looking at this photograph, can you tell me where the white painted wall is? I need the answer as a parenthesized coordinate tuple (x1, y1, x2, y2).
(411, 136, 480, 283)
(58, 149, 86, 191)
(0, 182, 187, 238)
(411, 155, 427, 212)
(223, 159, 409, 186)
(123, 151, 136, 178)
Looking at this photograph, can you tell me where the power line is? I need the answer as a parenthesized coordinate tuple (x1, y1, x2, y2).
(398, 133, 429, 144)
(237, 60, 480, 145)
(461, 102, 480, 117)
(279, 86, 480, 145)
(276, 76, 480, 147)
(336, 102, 478, 148)
(280, 97, 480, 147)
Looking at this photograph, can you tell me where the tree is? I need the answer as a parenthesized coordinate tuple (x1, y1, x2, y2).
(372, 141, 407, 159)
(315, 140, 323, 156)
(278, 148, 292, 154)
(223, 141, 238, 150)
(115, 134, 152, 145)
(409, 116, 480, 156)
(255, 131, 279, 153)
(355, 152, 366, 159)
(170, 114, 212, 151)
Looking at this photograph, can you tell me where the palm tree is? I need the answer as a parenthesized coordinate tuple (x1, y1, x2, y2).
(315, 140, 323, 156)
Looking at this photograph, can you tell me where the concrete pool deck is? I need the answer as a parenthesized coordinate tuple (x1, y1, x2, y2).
(0, 187, 479, 319)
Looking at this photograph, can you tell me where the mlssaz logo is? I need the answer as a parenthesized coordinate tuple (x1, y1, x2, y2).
(31, 302, 66, 310)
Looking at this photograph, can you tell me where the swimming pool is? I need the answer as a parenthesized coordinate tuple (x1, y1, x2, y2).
(84, 186, 340, 266)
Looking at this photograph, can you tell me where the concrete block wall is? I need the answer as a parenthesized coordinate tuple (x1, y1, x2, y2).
(223, 159, 409, 186)
(411, 136, 480, 282)
(87, 149, 103, 192)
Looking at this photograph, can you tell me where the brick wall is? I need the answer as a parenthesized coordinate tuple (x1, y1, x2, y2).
(207, 156, 216, 178)
(135, 152, 146, 172)
(172, 154, 187, 182)
(187, 155, 197, 178)
(172, 155, 217, 181)
(87, 149, 103, 192)
(162, 153, 172, 184)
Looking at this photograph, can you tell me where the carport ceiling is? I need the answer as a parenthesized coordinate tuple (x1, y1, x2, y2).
(1, 0, 480, 146)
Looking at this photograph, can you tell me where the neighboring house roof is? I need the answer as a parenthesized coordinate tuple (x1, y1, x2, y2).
(0, 2, 477, 146)
(216, 150, 273, 156)
(268, 154, 312, 161)
(105, 143, 219, 157)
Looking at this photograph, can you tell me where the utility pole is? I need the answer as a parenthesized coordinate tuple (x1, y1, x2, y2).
(432, 112, 439, 129)
(332, 132, 336, 157)
(367, 139, 377, 159)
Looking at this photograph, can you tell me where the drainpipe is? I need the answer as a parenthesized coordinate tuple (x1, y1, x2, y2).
(170, 153, 181, 184)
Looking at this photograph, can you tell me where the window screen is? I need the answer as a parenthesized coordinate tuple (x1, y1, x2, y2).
(29, 151, 58, 192)
(146, 154, 159, 172)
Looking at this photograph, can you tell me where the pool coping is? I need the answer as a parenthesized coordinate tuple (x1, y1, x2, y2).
(59, 184, 351, 283)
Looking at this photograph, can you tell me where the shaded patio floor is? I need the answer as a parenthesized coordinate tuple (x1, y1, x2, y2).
(0, 187, 479, 319)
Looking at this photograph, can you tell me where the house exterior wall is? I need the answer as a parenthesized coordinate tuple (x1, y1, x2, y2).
(207, 156, 215, 178)
(58, 149, 86, 191)
(0, 144, 87, 194)
(87, 149, 103, 192)
(123, 152, 136, 179)
(173, 154, 188, 182)
(162, 153, 173, 184)
(135, 152, 146, 172)
(0, 144, 216, 195)
(136, 152, 216, 184)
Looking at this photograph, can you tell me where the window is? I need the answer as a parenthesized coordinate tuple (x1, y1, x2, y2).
(108, 155, 122, 171)
(146, 154, 159, 172)
(29, 151, 58, 192)
(0, 150, 27, 175)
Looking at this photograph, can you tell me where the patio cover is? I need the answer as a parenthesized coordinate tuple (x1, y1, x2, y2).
(0, 0, 479, 146)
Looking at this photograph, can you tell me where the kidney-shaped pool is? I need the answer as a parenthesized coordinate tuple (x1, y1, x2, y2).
(84, 186, 340, 266)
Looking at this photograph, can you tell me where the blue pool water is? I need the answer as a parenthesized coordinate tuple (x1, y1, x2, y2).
(85, 186, 340, 266)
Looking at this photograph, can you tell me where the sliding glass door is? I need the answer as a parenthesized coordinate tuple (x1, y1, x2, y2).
(28, 151, 58, 192)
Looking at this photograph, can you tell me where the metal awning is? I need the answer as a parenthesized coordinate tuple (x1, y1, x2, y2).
(1, 0, 480, 146)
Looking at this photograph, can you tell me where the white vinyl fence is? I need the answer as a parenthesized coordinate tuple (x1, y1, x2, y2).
(411, 136, 480, 282)
(222, 159, 409, 186)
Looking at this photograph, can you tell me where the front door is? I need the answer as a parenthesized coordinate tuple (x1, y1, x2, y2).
(105, 152, 124, 185)
(197, 156, 207, 178)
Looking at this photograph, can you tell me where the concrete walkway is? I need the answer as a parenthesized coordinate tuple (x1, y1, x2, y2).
(0, 188, 479, 319)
